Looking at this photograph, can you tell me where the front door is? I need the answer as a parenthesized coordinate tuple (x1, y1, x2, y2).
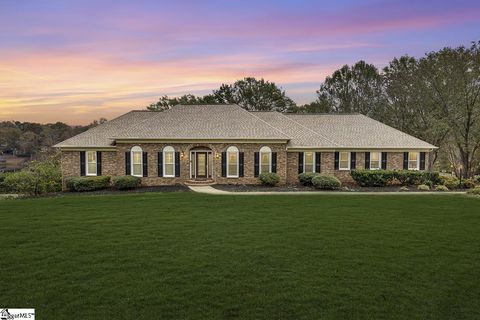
(196, 152, 207, 178)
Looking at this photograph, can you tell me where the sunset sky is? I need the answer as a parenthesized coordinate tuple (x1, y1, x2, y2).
(1, 0, 479, 124)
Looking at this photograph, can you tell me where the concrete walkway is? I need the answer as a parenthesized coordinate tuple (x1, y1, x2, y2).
(187, 186, 467, 196)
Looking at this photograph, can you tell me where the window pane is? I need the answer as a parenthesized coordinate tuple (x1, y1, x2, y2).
(409, 152, 418, 161)
(133, 152, 142, 164)
(370, 152, 380, 169)
(340, 152, 349, 161)
(133, 164, 142, 176)
(228, 151, 238, 176)
(165, 163, 174, 176)
(165, 151, 174, 164)
(228, 164, 238, 176)
(260, 152, 270, 173)
(304, 152, 314, 164)
(87, 151, 96, 162)
(304, 152, 314, 173)
(339, 152, 349, 169)
(87, 163, 96, 174)
(409, 161, 418, 170)
(304, 164, 314, 173)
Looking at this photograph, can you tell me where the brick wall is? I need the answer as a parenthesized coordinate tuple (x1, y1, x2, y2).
(286, 151, 422, 185)
(61, 148, 431, 187)
(61, 143, 289, 187)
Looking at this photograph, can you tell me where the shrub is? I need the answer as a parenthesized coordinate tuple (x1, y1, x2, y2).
(458, 178, 476, 189)
(259, 172, 280, 186)
(350, 169, 395, 187)
(443, 176, 460, 190)
(2, 157, 62, 195)
(467, 186, 480, 195)
(112, 175, 141, 190)
(417, 184, 430, 191)
(66, 176, 111, 192)
(3, 171, 36, 194)
(435, 185, 449, 191)
(312, 175, 342, 190)
(298, 172, 318, 186)
(392, 170, 442, 186)
(0, 172, 9, 193)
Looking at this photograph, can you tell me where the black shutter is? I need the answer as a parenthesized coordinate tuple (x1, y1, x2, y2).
(419, 152, 426, 170)
(381, 152, 387, 170)
(315, 152, 321, 173)
(239, 152, 244, 177)
(175, 152, 180, 177)
(271, 152, 277, 173)
(221, 152, 226, 177)
(125, 151, 131, 175)
(334, 152, 339, 170)
(365, 152, 370, 170)
(157, 152, 163, 177)
(350, 152, 356, 170)
(254, 152, 260, 177)
(80, 151, 86, 176)
(298, 152, 304, 174)
(403, 152, 409, 170)
(142, 152, 148, 177)
(96, 151, 102, 176)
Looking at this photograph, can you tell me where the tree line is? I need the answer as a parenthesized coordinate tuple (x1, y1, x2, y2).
(0, 118, 107, 158)
(146, 41, 480, 178)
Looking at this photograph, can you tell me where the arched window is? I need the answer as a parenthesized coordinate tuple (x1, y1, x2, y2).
(131, 146, 143, 177)
(163, 146, 175, 177)
(226, 146, 239, 178)
(259, 146, 272, 174)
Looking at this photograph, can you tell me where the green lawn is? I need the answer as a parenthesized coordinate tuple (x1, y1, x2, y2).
(1, 193, 479, 319)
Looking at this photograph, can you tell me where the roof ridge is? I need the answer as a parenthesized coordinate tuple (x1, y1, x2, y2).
(276, 112, 342, 147)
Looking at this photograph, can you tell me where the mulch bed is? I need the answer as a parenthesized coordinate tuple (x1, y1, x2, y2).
(46, 184, 191, 198)
(213, 184, 463, 193)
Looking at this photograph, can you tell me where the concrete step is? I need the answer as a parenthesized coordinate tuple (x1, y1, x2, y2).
(184, 179, 216, 186)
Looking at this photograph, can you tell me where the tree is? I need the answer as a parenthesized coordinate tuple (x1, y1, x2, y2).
(18, 131, 41, 156)
(419, 42, 480, 178)
(316, 61, 386, 118)
(213, 77, 297, 112)
(0, 126, 22, 154)
(146, 94, 215, 111)
(383, 56, 449, 167)
(292, 100, 333, 113)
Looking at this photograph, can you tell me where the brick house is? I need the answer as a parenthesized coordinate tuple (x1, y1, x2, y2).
(54, 104, 437, 187)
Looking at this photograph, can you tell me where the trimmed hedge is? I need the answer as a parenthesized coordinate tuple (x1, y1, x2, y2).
(298, 172, 318, 186)
(259, 172, 280, 186)
(312, 175, 342, 190)
(112, 176, 141, 190)
(66, 176, 111, 192)
(350, 170, 395, 187)
(350, 169, 443, 187)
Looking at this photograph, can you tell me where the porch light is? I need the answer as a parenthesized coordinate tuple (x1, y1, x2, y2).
(215, 153, 220, 160)
(181, 152, 185, 158)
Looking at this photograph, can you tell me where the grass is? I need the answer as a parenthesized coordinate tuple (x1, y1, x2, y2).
(1, 193, 479, 319)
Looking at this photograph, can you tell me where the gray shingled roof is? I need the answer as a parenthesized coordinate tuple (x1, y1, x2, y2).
(114, 104, 288, 140)
(285, 113, 436, 149)
(54, 104, 436, 150)
(53, 111, 154, 148)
